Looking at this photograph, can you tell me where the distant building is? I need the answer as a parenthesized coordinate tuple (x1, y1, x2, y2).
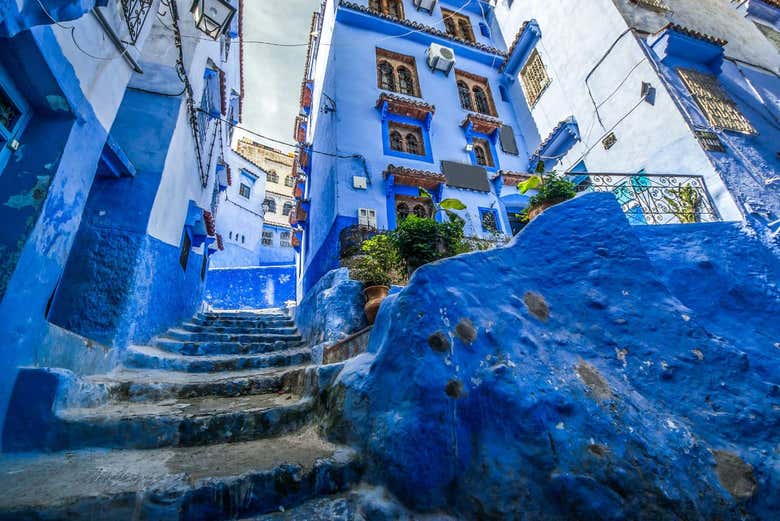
(0, 0, 243, 428)
(235, 138, 297, 265)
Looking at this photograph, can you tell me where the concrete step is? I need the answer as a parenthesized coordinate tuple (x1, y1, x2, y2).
(0, 428, 361, 520)
(164, 328, 301, 343)
(192, 316, 295, 328)
(199, 309, 288, 318)
(154, 336, 305, 356)
(46, 392, 314, 451)
(125, 345, 311, 373)
(86, 365, 310, 402)
(180, 322, 299, 335)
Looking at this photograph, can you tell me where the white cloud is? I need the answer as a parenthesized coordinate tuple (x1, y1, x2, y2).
(240, 0, 321, 152)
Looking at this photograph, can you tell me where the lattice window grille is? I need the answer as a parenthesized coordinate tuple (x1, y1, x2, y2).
(520, 49, 551, 107)
(678, 69, 755, 135)
(631, 0, 669, 12)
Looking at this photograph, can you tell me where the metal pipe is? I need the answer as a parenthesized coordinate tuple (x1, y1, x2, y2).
(91, 8, 144, 74)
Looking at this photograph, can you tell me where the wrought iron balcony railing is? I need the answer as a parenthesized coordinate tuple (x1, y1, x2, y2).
(121, 0, 153, 44)
(572, 173, 721, 225)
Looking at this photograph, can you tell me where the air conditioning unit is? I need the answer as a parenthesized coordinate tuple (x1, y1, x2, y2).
(358, 208, 377, 229)
(426, 43, 455, 76)
(413, 0, 437, 13)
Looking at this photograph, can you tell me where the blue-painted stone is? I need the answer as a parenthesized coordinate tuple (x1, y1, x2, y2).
(295, 268, 367, 348)
(327, 193, 780, 519)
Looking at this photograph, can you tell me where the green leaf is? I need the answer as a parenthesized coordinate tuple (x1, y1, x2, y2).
(517, 175, 542, 194)
(418, 187, 432, 199)
(439, 198, 466, 210)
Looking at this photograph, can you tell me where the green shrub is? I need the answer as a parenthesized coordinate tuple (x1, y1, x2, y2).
(519, 173, 577, 222)
(349, 234, 402, 287)
(392, 216, 467, 272)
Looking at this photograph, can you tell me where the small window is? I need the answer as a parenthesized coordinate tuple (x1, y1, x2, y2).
(284, 175, 295, 187)
(442, 8, 475, 43)
(457, 81, 474, 111)
(520, 49, 551, 107)
(263, 198, 277, 213)
(369, 0, 404, 19)
(229, 231, 232, 239)
(479, 22, 490, 38)
(282, 201, 294, 216)
(262, 230, 273, 246)
(359, 208, 378, 229)
(280, 231, 291, 247)
(480, 209, 499, 233)
(239, 183, 251, 198)
(0, 86, 22, 134)
(241, 235, 245, 243)
(473, 138, 494, 167)
(387, 122, 425, 157)
(677, 68, 755, 134)
(455, 70, 496, 116)
(396, 202, 410, 222)
(376, 49, 421, 98)
(179, 231, 191, 271)
(267, 170, 279, 183)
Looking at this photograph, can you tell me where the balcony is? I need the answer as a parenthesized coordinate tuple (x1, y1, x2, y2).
(573, 173, 721, 225)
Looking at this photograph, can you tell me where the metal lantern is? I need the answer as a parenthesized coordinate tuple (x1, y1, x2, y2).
(191, 0, 236, 40)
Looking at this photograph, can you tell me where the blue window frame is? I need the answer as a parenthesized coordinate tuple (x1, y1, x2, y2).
(467, 133, 500, 172)
(479, 207, 501, 233)
(381, 113, 434, 163)
(0, 63, 31, 174)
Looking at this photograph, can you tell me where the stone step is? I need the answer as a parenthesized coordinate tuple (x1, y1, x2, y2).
(0, 429, 361, 520)
(154, 336, 305, 356)
(180, 322, 299, 335)
(125, 345, 311, 373)
(43, 392, 315, 451)
(165, 328, 303, 344)
(192, 316, 295, 328)
(199, 308, 288, 318)
(86, 365, 310, 402)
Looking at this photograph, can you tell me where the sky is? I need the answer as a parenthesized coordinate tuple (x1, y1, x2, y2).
(240, 0, 322, 153)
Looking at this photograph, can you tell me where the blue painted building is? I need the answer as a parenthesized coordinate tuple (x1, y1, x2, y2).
(294, 0, 543, 296)
(0, 0, 243, 439)
(494, 0, 780, 248)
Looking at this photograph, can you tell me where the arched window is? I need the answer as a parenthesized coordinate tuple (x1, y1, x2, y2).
(229, 231, 232, 239)
(474, 144, 488, 166)
(457, 81, 473, 111)
(413, 204, 429, 218)
(241, 235, 245, 243)
(405, 133, 420, 155)
(397, 66, 415, 96)
(263, 198, 276, 213)
(473, 86, 491, 114)
(458, 19, 474, 42)
(390, 131, 404, 151)
(443, 17, 457, 38)
(386, 0, 404, 18)
(369, 0, 380, 11)
(282, 202, 294, 216)
(396, 202, 410, 222)
(378, 61, 396, 91)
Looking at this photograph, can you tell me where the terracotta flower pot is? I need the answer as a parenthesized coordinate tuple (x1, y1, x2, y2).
(527, 197, 570, 221)
(363, 285, 389, 325)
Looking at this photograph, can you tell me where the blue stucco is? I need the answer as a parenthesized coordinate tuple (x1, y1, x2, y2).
(0, 0, 104, 37)
(325, 192, 780, 518)
(205, 265, 296, 309)
(0, 25, 111, 442)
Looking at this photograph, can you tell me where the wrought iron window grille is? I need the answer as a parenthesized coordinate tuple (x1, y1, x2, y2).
(120, 0, 153, 45)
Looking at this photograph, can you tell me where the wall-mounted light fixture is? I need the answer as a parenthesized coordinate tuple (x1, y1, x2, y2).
(191, 0, 236, 40)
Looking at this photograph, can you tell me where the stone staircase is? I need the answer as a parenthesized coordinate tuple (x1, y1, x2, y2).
(0, 309, 360, 520)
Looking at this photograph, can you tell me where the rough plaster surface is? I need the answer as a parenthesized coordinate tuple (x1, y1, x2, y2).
(326, 193, 780, 519)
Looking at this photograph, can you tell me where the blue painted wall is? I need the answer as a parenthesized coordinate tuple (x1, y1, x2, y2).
(205, 265, 296, 309)
(0, 27, 110, 439)
(298, 0, 542, 296)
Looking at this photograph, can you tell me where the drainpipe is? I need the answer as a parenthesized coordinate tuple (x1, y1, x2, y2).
(91, 8, 143, 74)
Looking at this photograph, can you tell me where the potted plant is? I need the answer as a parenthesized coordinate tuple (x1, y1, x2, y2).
(350, 234, 402, 324)
(517, 162, 577, 222)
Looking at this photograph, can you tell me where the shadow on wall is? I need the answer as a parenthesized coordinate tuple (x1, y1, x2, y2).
(205, 265, 296, 309)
